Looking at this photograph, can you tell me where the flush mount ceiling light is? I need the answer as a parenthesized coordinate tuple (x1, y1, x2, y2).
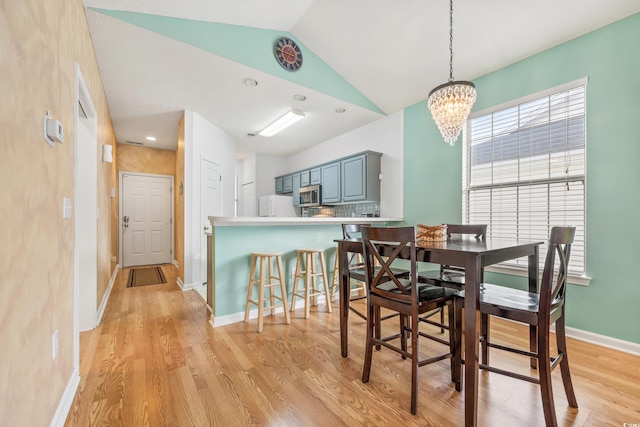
(258, 109, 305, 137)
(146, 136, 156, 141)
(242, 78, 258, 87)
(427, 0, 477, 146)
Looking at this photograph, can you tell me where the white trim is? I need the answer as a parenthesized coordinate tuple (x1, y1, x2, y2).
(485, 264, 591, 286)
(49, 367, 80, 427)
(176, 277, 185, 290)
(470, 76, 589, 118)
(96, 264, 119, 324)
(180, 281, 199, 291)
(211, 298, 320, 328)
(553, 325, 640, 357)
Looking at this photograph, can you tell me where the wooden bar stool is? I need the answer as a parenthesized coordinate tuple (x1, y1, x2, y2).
(244, 252, 290, 332)
(290, 249, 332, 318)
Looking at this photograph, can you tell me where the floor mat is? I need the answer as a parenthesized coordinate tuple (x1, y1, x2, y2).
(127, 266, 167, 288)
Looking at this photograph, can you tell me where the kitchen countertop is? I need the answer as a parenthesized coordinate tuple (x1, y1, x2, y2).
(209, 216, 403, 227)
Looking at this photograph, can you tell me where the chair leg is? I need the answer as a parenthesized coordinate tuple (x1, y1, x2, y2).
(290, 252, 302, 312)
(481, 313, 489, 365)
(538, 326, 558, 427)
(449, 301, 461, 391)
(400, 313, 407, 357)
(317, 252, 332, 313)
(244, 255, 258, 323)
(556, 315, 578, 408)
(410, 312, 419, 415)
(275, 256, 291, 325)
(440, 307, 445, 333)
(362, 302, 375, 383)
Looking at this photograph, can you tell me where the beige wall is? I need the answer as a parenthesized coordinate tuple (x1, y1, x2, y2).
(0, 1, 116, 425)
(116, 143, 176, 176)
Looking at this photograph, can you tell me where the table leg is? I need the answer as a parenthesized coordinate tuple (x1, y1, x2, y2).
(464, 257, 481, 426)
(339, 243, 350, 357)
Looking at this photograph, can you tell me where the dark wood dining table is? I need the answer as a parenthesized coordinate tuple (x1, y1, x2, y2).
(334, 236, 542, 427)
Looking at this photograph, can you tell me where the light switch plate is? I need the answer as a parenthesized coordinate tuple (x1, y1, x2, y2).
(63, 197, 72, 219)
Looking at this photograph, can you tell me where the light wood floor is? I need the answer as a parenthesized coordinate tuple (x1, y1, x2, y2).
(65, 264, 640, 426)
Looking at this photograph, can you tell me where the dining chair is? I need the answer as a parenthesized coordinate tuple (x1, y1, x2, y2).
(470, 226, 577, 426)
(417, 224, 487, 332)
(360, 226, 461, 415)
(331, 223, 409, 322)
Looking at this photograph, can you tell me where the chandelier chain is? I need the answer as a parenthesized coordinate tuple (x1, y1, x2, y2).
(449, 0, 454, 82)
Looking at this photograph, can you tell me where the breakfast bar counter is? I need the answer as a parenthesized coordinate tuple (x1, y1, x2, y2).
(205, 216, 403, 327)
(209, 216, 403, 226)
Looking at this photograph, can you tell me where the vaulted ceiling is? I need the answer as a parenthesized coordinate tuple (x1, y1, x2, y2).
(83, 0, 640, 158)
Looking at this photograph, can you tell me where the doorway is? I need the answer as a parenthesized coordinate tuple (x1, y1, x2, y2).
(75, 66, 98, 335)
(199, 157, 222, 303)
(120, 172, 173, 267)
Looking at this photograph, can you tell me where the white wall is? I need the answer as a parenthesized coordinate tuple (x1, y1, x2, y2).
(287, 111, 404, 218)
(184, 111, 236, 286)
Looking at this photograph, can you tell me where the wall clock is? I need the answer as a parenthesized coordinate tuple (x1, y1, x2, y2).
(274, 37, 303, 72)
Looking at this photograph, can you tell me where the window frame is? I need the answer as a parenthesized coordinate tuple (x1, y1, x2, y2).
(462, 77, 591, 285)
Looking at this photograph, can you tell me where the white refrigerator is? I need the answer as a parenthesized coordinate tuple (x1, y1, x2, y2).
(258, 195, 297, 217)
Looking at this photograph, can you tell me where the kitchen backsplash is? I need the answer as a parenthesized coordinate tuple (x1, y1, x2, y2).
(302, 202, 380, 218)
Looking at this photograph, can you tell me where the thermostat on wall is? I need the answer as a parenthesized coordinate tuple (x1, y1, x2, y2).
(44, 111, 64, 146)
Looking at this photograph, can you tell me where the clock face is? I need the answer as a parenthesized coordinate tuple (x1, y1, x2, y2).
(274, 37, 303, 72)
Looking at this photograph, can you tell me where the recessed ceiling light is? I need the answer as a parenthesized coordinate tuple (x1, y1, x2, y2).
(293, 94, 306, 101)
(335, 108, 346, 113)
(146, 136, 156, 141)
(242, 78, 258, 87)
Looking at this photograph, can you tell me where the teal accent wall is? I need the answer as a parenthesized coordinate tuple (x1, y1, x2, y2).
(90, 8, 383, 114)
(404, 13, 640, 344)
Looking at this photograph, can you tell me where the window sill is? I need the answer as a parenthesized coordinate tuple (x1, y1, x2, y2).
(484, 265, 591, 286)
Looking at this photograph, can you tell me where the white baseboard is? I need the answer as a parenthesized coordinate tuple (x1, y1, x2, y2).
(172, 259, 179, 268)
(561, 325, 640, 356)
(211, 298, 640, 356)
(96, 264, 119, 325)
(176, 277, 185, 290)
(49, 367, 80, 427)
(180, 281, 200, 291)
(211, 296, 326, 328)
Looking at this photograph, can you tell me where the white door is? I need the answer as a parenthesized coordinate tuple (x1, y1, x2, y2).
(242, 183, 256, 217)
(122, 173, 172, 267)
(201, 158, 222, 283)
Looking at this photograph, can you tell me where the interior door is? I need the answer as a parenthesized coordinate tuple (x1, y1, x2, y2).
(201, 158, 222, 286)
(122, 173, 172, 267)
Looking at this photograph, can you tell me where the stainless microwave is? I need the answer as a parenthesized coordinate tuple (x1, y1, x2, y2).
(299, 185, 321, 207)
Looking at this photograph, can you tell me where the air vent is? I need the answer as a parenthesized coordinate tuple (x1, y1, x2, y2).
(125, 140, 144, 146)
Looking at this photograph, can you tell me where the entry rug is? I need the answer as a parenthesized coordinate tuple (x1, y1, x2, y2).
(127, 266, 167, 288)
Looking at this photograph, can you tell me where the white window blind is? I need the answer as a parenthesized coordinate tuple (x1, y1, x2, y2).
(462, 83, 586, 275)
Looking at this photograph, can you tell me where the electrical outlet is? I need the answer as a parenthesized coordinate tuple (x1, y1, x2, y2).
(52, 330, 59, 360)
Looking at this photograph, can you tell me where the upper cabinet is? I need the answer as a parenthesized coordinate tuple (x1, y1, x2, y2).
(310, 167, 322, 185)
(320, 162, 341, 204)
(339, 151, 381, 204)
(274, 151, 382, 205)
(282, 175, 293, 193)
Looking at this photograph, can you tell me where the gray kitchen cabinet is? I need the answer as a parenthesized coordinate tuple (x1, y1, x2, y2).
(275, 176, 284, 194)
(300, 170, 310, 187)
(310, 167, 321, 185)
(321, 162, 341, 203)
(292, 173, 301, 206)
(282, 174, 293, 193)
(341, 151, 381, 203)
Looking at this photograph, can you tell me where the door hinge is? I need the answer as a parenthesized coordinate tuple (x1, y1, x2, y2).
(219, 175, 222, 181)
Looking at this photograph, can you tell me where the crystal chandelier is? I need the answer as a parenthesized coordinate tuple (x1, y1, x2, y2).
(428, 0, 476, 146)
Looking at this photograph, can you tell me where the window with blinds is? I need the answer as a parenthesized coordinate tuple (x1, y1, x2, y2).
(462, 81, 586, 275)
